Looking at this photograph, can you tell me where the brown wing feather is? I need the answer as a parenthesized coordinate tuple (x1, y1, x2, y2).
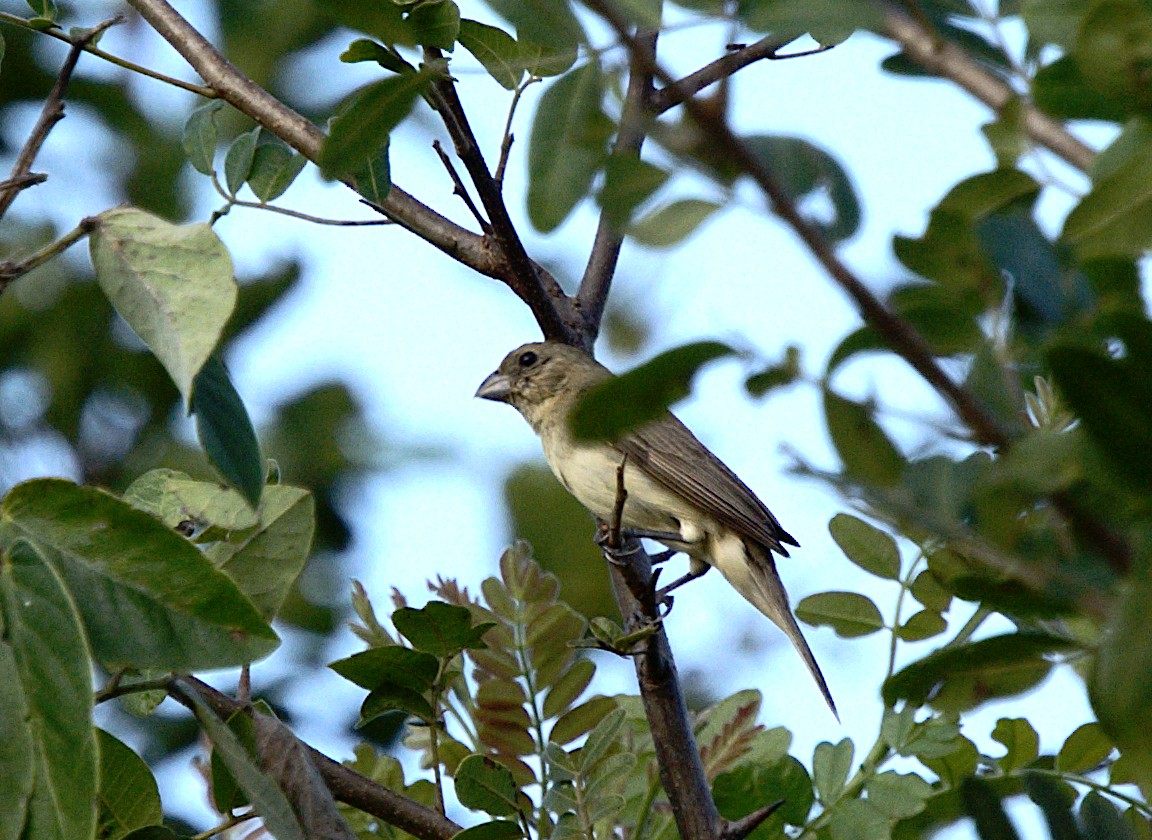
(615, 415, 799, 555)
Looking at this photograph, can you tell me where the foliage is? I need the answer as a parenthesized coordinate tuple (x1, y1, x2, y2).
(3, 0, 1152, 838)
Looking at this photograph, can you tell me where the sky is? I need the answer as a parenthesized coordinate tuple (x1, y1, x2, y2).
(5, 0, 1110, 834)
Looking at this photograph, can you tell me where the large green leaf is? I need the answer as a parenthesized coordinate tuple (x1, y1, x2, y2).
(458, 20, 523, 90)
(89, 207, 237, 408)
(96, 729, 162, 840)
(192, 354, 264, 508)
(483, 0, 585, 49)
(823, 389, 905, 486)
(0, 480, 278, 671)
(1062, 130, 1152, 258)
(0, 542, 96, 840)
(828, 513, 900, 580)
(567, 341, 735, 441)
(320, 72, 431, 178)
(527, 62, 613, 232)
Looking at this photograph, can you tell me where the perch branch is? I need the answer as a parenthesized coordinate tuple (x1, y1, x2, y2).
(168, 677, 461, 840)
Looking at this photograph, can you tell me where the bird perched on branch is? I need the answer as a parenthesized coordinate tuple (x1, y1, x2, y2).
(476, 341, 835, 714)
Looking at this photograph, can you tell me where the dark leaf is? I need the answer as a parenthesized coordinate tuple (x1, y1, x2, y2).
(192, 355, 264, 508)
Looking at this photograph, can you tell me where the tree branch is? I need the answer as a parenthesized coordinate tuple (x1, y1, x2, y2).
(424, 47, 583, 345)
(875, 1, 1095, 172)
(122, 0, 578, 329)
(168, 677, 462, 840)
(0, 216, 99, 292)
(0, 17, 119, 221)
(582, 0, 1134, 580)
(577, 30, 659, 339)
(648, 33, 807, 115)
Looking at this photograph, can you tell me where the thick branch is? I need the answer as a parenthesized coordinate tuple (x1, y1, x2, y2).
(123, 0, 574, 313)
(606, 543, 722, 840)
(0, 18, 118, 221)
(577, 30, 659, 338)
(169, 677, 461, 840)
(876, 1, 1095, 172)
(425, 47, 582, 345)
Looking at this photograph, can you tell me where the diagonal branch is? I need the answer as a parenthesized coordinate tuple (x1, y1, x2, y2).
(648, 33, 809, 115)
(169, 677, 462, 840)
(424, 47, 583, 345)
(875, 0, 1095, 172)
(581, 0, 1133, 580)
(577, 29, 659, 338)
(0, 17, 120, 221)
(123, 0, 579, 338)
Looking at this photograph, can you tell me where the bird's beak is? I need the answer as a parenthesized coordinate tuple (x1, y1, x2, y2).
(475, 371, 513, 402)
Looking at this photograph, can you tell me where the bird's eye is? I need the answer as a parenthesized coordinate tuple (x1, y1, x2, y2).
(517, 351, 538, 368)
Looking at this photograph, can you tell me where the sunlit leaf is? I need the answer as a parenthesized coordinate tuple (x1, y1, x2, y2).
(795, 591, 884, 638)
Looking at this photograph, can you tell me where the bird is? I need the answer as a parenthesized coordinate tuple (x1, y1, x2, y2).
(476, 340, 835, 714)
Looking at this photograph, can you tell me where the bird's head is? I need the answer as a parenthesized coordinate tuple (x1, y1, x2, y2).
(476, 341, 609, 432)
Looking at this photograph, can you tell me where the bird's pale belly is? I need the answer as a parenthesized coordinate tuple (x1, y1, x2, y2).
(542, 440, 696, 543)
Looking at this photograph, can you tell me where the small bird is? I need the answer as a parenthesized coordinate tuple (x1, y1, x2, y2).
(476, 341, 835, 714)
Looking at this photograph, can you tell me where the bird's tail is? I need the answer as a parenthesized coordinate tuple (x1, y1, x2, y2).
(731, 543, 838, 718)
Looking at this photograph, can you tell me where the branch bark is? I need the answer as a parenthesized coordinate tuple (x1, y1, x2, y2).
(875, 1, 1095, 172)
(169, 677, 462, 840)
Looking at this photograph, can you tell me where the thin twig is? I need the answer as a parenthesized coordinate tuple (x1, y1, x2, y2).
(431, 139, 491, 232)
(423, 46, 582, 345)
(577, 30, 658, 338)
(0, 11, 215, 96)
(649, 33, 811, 114)
(0, 216, 99, 292)
(0, 17, 120, 221)
(494, 77, 540, 186)
(609, 453, 629, 550)
(0, 173, 47, 194)
(720, 801, 784, 840)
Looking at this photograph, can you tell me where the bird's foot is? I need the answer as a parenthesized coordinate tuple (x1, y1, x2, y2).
(649, 549, 677, 565)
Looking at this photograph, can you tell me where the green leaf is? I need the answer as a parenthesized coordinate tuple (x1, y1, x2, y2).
(339, 38, 412, 73)
(1047, 343, 1152, 490)
(208, 485, 315, 620)
(224, 128, 259, 195)
(828, 513, 900, 579)
(896, 610, 948, 642)
(598, 153, 669, 229)
(746, 345, 802, 396)
(312, 0, 416, 45)
(1021, 772, 1079, 840)
(744, 134, 861, 241)
(360, 682, 435, 723)
(123, 468, 259, 531)
(329, 645, 439, 691)
(459, 20, 523, 89)
(828, 799, 891, 840)
(1062, 129, 1152, 258)
(485, 0, 585, 50)
(542, 658, 595, 719)
(628, 198, 722, 247)
(1033, 56, 1130, 122)
(960, 777, 1021, 840)
(320, 73, 430, 178)
(392, 601, 494, 658)
(89, 207, 237, 408)
(1081, 791, 1137, 840)
(185, 695, 306, 840)
(452, 820, 524, 840)
(0, 629, 32, 840)
(96, 729, 162, 840)
(884, 633, 1075, 711)
(982, 97, 1027, 167)
(992, 718, 1040, 773)
(352, 137, 392, 205)
(528, 62, 613, 232)
(1023, 0, 1089, 50)
(824, 389, 905, 486)
(0, 541, 96, 840)
(182, 101, 225, 175)
(1057, 722, 1112, 773)
(409, 0, 460, 49)
(736, 0, 879, 42)
(1074, 0, 1152, 112)
(1, 480, 278, 671)
(455, 755, 520, 817)
(192, 355, 264, 508)
(812, 738, 853, 805)
(795, 591, 884, 638)
(549, 696, 616, 745)
(910, 571, 952, 612)
(567, 341, 735, 441)
(1092, 556, 1152, 798)
(247, 142, 307, 202)
(516, 38, 578, 77)
(713, 755, 814, 828)
(866, 771, 933, 820)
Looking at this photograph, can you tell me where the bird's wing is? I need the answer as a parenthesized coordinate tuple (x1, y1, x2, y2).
(615, 415, 799, 555)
